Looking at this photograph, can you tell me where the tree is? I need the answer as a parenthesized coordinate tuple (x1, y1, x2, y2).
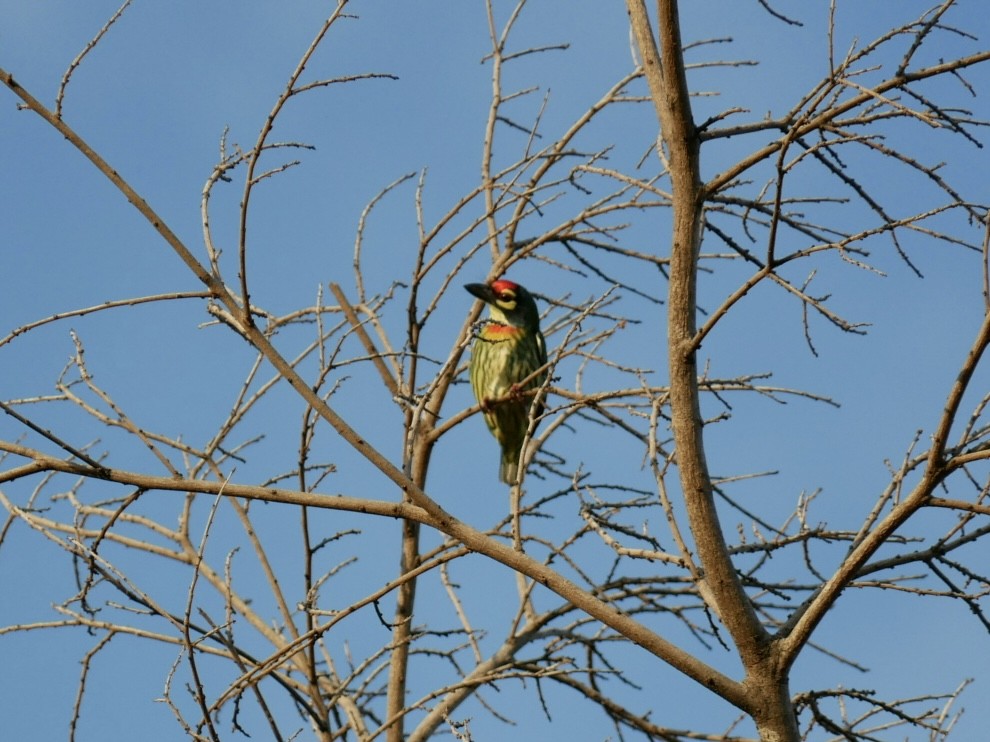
(2, 1, 988, 739)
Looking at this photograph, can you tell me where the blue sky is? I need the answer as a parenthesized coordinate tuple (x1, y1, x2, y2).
(2, 1, 989, 740)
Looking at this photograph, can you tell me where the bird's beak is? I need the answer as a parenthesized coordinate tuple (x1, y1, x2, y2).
(464, 283, 496, 304)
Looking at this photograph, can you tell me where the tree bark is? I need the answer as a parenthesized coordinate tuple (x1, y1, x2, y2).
(627, 1, 799, 739)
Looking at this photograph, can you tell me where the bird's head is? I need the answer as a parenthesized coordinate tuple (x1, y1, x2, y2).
(465, 279, 540, 330)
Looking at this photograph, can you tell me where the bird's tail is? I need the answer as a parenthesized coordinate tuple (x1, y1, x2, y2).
(499, 447, 520, 485)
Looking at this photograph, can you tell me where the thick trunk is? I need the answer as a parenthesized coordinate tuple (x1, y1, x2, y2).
(627, 2, 800, 739)
(748, 666, 801, 741)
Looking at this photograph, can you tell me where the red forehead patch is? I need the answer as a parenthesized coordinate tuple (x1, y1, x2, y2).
(491, 279, 519, 293)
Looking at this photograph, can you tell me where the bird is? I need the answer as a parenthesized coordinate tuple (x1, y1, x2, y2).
(465, 279, 548, 484)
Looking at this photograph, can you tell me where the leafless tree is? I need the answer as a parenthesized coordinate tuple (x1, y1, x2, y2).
(2, 1, 988, 740)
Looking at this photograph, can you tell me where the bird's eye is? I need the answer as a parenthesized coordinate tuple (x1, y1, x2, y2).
(499, 291, 515, 302)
